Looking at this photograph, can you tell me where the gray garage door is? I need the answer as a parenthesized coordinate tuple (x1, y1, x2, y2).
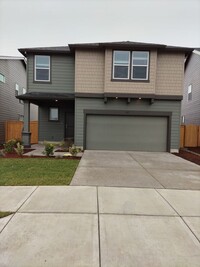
(86, 115, 168, 152)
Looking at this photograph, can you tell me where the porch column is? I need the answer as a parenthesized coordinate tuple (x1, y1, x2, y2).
(22, 100, 31, 147)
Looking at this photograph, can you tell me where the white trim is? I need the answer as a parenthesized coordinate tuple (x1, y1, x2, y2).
(170, 149, 179, 153)
(0, 56, 24, 60)
(187, 84, 192, 101)
(193, 50, 200, 56)
(34, 55, 50, 82)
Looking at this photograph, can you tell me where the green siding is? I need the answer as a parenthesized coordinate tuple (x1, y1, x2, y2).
(27, 54, 75, 93)
(75, 98, 181, 150)
(38, 102, 74, 142)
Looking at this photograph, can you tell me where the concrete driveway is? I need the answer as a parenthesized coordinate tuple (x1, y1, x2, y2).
(1, 151, 200, 266)
(0, 185, 200, 267)
(71, 150, 200, 189)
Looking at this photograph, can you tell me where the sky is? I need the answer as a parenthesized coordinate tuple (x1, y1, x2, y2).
(0, 0, 200, 57)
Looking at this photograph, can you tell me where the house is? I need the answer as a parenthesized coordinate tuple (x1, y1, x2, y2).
(17, 42, 193, 152)
(0, 56, 38, 144)
(181, 49, 200, 125)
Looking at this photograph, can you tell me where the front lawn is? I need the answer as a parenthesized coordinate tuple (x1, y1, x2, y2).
(0, 212, 13, 219)
(0, 158, 79, 186)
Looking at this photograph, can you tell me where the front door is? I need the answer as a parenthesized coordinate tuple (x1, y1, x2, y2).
(64, 112, 74, 140)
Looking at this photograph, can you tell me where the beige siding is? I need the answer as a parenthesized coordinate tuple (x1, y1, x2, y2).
(75, 50, 105, 93)
(104, 49, 157, 94)
(156, 52, 184, 95)
(74, 49, 185, 96)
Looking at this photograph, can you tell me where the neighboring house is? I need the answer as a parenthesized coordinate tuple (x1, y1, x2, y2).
(18, 42, 193, 152)
(0, 56, 38, 144)
(181, 49, 200, 125)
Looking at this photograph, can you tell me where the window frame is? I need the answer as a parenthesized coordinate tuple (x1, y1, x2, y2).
(131, 51, 149, 81)
(49, 107, 59, 122)
(187, 84, 192, 101)
(112, 50, 130, 80)
(0, 73, 5, 83)
(34, 55, 51, 82)
(112, 50, 150, 82)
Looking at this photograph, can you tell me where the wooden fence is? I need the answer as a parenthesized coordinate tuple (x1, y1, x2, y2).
(5, 121, 38, 144)
(180, 124, 200, 148)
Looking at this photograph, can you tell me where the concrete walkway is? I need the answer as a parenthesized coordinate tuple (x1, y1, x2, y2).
(0, 186, 200, 266)
(71, 150, 200, 189)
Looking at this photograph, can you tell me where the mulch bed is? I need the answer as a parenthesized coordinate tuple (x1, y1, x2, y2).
(186, 147, 200, 155)
(173, 149, 200, 166)
(1, 153, 81, 160)
(55, 149, 69, 152)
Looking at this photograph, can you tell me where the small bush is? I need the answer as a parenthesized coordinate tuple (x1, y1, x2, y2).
(69, 145, 81, 156)
(14, 142, 24, 156)
(59, 138, 73, 151)
(3, 139, 17, 153)
(43, 142, 54, 157)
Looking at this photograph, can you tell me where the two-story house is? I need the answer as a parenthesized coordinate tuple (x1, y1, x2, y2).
(0, 56, 38, 144)
(181, 49, 200, 125)
(18, 42, 193, 152)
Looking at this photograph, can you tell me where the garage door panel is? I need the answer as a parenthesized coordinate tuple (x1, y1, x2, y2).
(86, 115, 168, 152)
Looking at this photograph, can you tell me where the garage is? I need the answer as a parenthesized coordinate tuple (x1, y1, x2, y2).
(85, 113, 169, 152)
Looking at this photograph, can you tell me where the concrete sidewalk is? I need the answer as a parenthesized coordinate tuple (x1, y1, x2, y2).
(0, 186, 200, 267)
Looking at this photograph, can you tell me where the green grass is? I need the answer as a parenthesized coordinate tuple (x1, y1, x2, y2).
(0, 158, 79, 186)
(0, 212, 13, 218)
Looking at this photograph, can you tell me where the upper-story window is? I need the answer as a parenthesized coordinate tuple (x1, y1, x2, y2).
(187, 84, 192, 101)
(131, 52, 149, 80)
(113, 50, 149, 81)
(113, 51, 130, 79)
(35, 55, 50, 82)
(0, 73, 5, 83)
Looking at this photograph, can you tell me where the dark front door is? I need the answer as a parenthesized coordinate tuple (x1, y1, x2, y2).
(64, 112, 74, 140)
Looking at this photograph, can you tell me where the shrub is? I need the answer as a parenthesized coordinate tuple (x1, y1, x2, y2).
(69, 145, 81, 156)
(59, 138, 73, 152)
(3, 139, 17, 153)
(43, 142, 54, 157)
(14, 142, 24, 156)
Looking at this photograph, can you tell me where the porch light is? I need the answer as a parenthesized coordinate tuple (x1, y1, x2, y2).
(139, 98, 141, 100)
(116, 97, 118, 99)
(55, 99, 58, 102)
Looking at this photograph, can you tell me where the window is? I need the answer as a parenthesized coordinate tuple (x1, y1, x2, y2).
(132, 51, 149, 80)
(0, 73, 5, 83)
(188, 84, 192, 101)
(49, 107, 59, 121)
(35, 55, 50, 82)
(113, 50, 149, 81)
(15, 83, 19, 95)
(113, 51, 130, 79)
(22, 88, 26, 94)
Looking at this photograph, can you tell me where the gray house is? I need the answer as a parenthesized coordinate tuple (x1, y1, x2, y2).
(181, 50, 200, 125)
(0, 56, 38, 144)
(18, 42, 193, 152)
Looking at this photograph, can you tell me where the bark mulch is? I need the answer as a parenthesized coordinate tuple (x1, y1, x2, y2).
(173, 148, 200, 166)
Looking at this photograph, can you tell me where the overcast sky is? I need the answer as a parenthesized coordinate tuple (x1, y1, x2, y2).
(0, 0, 200, 57)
